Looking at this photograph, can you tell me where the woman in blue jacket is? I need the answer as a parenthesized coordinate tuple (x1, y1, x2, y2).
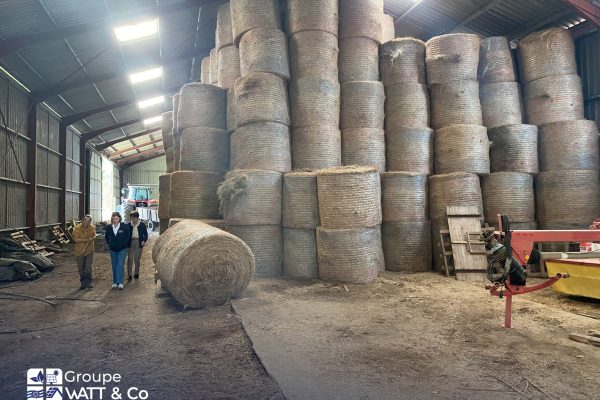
(105, 212, 130, 289)
(126, 211, 148, 281)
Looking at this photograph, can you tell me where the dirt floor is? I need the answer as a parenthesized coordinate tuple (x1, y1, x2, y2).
(0, 234, 283, 400)
(1, 234, 599, 400)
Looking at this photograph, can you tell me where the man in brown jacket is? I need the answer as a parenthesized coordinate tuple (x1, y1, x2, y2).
(73, 215, 96, 290)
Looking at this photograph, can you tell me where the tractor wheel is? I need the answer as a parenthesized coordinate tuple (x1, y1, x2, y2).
(148, 220, 157, 231)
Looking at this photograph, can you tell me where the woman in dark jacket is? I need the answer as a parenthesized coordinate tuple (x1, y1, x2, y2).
(105, 212, 130, 289)
(126, 211, 148, 280)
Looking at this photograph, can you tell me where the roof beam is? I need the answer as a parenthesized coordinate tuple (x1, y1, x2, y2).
(109, 138, 163, 159)
(439, 0, 504, 34)
(560, 0, 600, 26)
(95, 127, 161, 151)
(83, 118, 142, 141)
(395, 0, 427, 22)
(508, 7, 574, 40)
(118, 152, 166, 169)
(116, 146, 165, 166)
(0, 0, 221, 57)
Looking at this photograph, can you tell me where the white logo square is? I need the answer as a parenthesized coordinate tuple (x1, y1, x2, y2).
(45, 386, 64, 400)
(45, 369, 63, 385)
(27, 369, 45, 385)
(26, 385, 45, 399)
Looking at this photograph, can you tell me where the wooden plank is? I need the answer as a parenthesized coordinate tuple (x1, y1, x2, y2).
(570, 333, 600, 347)
(447, 207, 487, 282)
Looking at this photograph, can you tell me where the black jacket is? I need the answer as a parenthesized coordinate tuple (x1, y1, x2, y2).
(105, 222, 130, 252)
(127, 221, 148, 248)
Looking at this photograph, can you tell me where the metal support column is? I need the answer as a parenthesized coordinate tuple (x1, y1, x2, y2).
(58, 122, 67, 226)
(79, 139, 87, 217)
(25, 101, 37, 238)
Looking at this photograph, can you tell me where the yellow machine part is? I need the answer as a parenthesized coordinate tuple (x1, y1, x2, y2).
(545, 259, 600, 300)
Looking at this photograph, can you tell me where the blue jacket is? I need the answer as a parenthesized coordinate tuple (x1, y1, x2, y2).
(127, 221, 148, 248)
(105, 222, 131, 252)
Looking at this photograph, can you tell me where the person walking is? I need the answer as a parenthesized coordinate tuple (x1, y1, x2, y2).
(105, 212, 130, 289)
(127, 211, 148, 281)
(72, 215, 96, 290)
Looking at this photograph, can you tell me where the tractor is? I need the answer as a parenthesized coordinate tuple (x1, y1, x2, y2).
(120, 185, 160, 231)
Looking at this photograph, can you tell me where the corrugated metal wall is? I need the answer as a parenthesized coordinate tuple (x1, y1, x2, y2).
(576, 31, 600, 129)
(65, 126, 81, 221)
(88, 150, 102, 222)
(113, 164, 121, 212)
(122, 156, 166, 188)
(36, 105, 61, 227)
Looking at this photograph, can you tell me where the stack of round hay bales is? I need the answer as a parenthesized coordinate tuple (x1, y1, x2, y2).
(282, 171, 319, 279)
(381, 14, 395, 43)
(169, 171, 222, 220)
(158, 173, 171, 234)
(482, 172, 535, 227)
(214, 4, 241, 90)
(179, 127, 229, 173)
(154, 220, 254, 309)
(339, 0, 385, 171)
(286, 0, 341, 170)
(316, 167, 384, 283)
(218, 170, 283, 277)
(488, 124, 539, 174)
(172, 94, 181, 172)
(162, 111, 175, 173)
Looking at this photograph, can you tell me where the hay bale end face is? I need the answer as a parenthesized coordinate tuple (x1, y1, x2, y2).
(426, 33, 480, 84)
(155, 221, 255, 309)
(380, 38, 426, 86)
(225, 224, 283, 277)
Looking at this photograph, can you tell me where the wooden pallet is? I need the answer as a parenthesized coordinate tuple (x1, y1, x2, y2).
(10, 231, 54, 257)
(445, 206, 488, 281)
(50, 225, 71, 244)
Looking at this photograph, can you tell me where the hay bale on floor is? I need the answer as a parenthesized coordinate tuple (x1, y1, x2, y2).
(216, 3, 234, 51)
(317, 166, 382, 229)
(230, 121, 291, 172)
(539, 120, 599, 171)
(434, 124, 490, 175)
(162, 112, 174, 149)
(341, 128, 386, 171)
(169, 219, 227, 229)
(478, 36, 515, 84)
(218, 169, 283, 225)
(480, 82, 523, 128)
(158, 173, 171, 220)
(169, 171, 223, 220)
(482, 172, 535, 223)
(283, 228, 318, 279)
(524, 74, 584, 126)
(179, 127, 230, 173)
(339, 37, 380, 83)
(230, 0, 280, 45)
(289, 77, 340, 128)
(156, 221, 254, 309)
(235, 72, 290, 127)
(381, 172, 428, 222)
(428, 172, 483, 222)
(518, 28, 577, 85)
(153, 219, 199, 264)
(283, 171, 319, 229)
(289, 31, 339, 82)
(159, 218, 169, 235)
(381, 14, 395, 43)
(488, 124, 538, 174)
(286, 0, 338, 36)
(339, 0, 383, 43)
(226, 224, 282, 277)
(177, 83, 226, 130)
(317, 226, 383, 283)
(239, 27, 290, 80)
(382, 220, 431, 273)
(426, 33, 480, 84)
(291, 125, 342, 170)
(380, 38, 426, 86)
(430, 81, 482, 129)
(340, 81, 385, 129)
(385, 127, 433, 174)
(217, 45, 241, 89)
(385, 83, 429, 129)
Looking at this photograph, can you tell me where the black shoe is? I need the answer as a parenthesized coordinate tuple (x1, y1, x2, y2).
(134, 274, 139, 279)
(128, 275, 133, 281)
(79, 284, 86, 290)
(87, 284, 94, 289)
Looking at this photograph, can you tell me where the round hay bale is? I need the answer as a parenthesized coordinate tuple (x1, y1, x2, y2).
(434, 124, 490, 175)
(179, 127, 229, 173)
(226, 88, 236, 133)
(482, 172, 535, 223)
(480, 82, 523, 129)
(234, 72, 290, 127)
(169, 219, 227, 230)
(292, 125, 342, 170)
(341, 128, 386, 171)
(509, 221, 538, 230)
(230, 121, 291, 172)
(539, 120, 599, 171)
(178, 83, 227, 130)
(172, 93, 180, 135)
(289, 31, 338, 82)
(226, 224, 282, 277)
(159, 218, 169, 235)
(381, 172, 428, 222)
(218, 170, 283, 225)
(286, 0, 338, 36)
(216, 3, 234, 51)
(430, 81, 482, 129)
(158, 173, 171, 219)
(169, 171, 223, 220)
(340, 81, 385, 129)
(217, 45, 240, 89)
(478, 36, 515, 84)
(173, 135, 181, 172)
(165, 147, 175, 173)
(524, 74, 584, 126)
(282, 171, 319, 229)
(518, 28, 577, 84)
(339, 0, 383, 43)
(162, 112, 174, 149)
(168, 218, 185, 228)
(426, 33, 480, 84)
(283, 228, 318, 279)
(339, 37, 379, 83)
(380, 38, 426, 86)
(382, 220, 431, 272)
(381, 14, 395, 43)
(239, 27, 290, 80)
(384, 83, 429, 129)
(230, 0, 280, 46)
(317, 166, 382, 229)
(488, 124, 539, 174)
(316, 226, 383, 283)
(386, 127, 433, 174)
(153, 219, 199, 264)
(289, 77, 340, 128)
(428, 172, 483, 222)
(536, 170, 600, 229)
(209, 48, 218, 84)
(200, 56, 211, 84)
(155, 221, 254, 309)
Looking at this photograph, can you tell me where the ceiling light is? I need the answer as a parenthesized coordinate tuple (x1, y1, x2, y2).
(138, 95, 164, 109)
(129, 67, 162, 84)
(115, 19, 158, 42)
(143, 115, 162, 126)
